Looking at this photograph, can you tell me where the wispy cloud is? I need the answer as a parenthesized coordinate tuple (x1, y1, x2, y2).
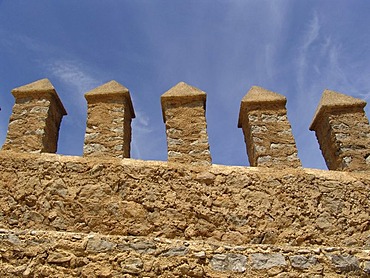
(47, 60, 100, 95)
(302, 13, 320, 50)
(296, 12, 368, 100)
(0, 29, 102, 99)
(297, 12, 320, 91)
(131, 109, 152, 159)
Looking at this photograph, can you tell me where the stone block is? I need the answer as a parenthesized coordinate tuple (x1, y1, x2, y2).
(250, 253, 287, 270)
(210, 253, 247, 272)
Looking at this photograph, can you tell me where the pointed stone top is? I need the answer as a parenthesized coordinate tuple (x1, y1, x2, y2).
(85, 80, 129, 96)
(12, 78, 55, 95)
(238, 86, 287, 127)
(161, 82, 206, 102)
(241, 86, 287, 104)
(12, 78, 66, 115)
(85, 80, 135, 118)
(310, 89, 367, 130)
(161, 82, 207, 122)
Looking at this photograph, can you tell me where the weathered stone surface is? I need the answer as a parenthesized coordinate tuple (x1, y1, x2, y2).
(84, 80, 135, 158)
(161, 246, 188, 257)
(210, 253, 247, 272)
(129, 241, 157, 253)
(363, 261, 370, 274)
(250, 253, 287, 270)
(328, 254, 359, 273)
(310, 89, 370, 171)
(2, 79, 67, 153)
(86, 235, 116, 253)
(121, 257, 143, 274)
(238, 86, 301, 168)
(47, 251, 74, 264)
(0, 226, 369, 277)
(161, 82, 211, 165)
(0, 150, 369, 248)
(290, 255, 318, 269)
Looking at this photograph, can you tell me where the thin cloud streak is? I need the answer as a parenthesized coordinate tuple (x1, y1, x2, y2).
(131, 108, 163, 160)
(47, 60, 101, 102)
(1, 1, 370, 168)
(297, 12, 320, 92)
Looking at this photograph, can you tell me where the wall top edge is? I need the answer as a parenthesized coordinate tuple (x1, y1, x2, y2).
(0, 150, 368, 181)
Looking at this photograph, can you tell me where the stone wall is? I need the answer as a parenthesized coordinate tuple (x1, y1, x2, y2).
(0, 151, 369, 249)
(1, 79, 370, 277)
(1, 229, 369, 277)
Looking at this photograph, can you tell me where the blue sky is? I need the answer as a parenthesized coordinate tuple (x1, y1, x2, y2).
(1, 1, 370, 169)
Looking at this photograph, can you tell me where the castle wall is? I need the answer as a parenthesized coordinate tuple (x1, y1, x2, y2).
(0, 151, 369, 277)
(1, 79, 370, 277)
(0, 150, 369, 248)
(1, 229, 369, 277)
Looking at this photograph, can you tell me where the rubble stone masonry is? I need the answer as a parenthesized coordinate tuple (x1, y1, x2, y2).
(84, 81, 135, 158)
(2, 79, 66, 153)
(161, 82, 211, 166)
(310, 89, 370, 171)
(0, 151, 369, 277)
(1, 79, 370, 277)
(238, 86, 301, 168)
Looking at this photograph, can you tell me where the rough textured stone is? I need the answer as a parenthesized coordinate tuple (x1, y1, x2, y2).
(329, 254, 359, 273)
(121, 257, 143, 274)
(2, 79, 66, 153)
(363, 261, 370, 274)
(161, 82, 211, 165)
(238, 86, 301, 168)
(0, 150, 369, 248)
(310, 89, 370, 171)
(210, 253, 247, 272)
(1, 229, 366, 277)
(86, 235, 116, 253)
(290, 255, 318, 269)
(84, 80, 135, 158)
(250, 253, 287, 270)
(161, 246, 188, 257)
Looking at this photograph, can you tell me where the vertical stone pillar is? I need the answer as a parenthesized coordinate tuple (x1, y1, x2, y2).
(238, 86, 301, 168)
(161, 82, 211, 166)
(2, 78, 67, 153)
(84, 80, 135, 158)
(310, 89, 370, 171)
